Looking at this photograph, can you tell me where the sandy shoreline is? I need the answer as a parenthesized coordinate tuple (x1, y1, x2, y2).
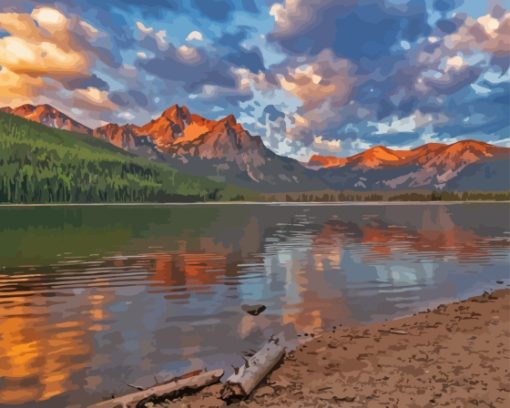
(155, 289, 510, 407)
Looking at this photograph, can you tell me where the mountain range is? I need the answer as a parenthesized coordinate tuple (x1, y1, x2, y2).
(1, 104, 321, 192)
(309, 142, 510, 191)
(2, 103, 509, 192)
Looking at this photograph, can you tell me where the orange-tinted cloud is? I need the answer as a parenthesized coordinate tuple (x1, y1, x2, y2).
(275, 50, 354, 144)
(0, 7, 117, 116)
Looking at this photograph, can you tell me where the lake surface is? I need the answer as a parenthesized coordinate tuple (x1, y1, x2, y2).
(0, 203, 508, 407)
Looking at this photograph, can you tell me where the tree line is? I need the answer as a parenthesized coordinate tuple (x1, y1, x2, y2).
(262, 190, 510, 202)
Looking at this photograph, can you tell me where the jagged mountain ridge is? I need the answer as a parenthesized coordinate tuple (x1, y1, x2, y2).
(2, 103, 509, 192)
(310, 141, 510, 191)
(2, 104, 323, 192)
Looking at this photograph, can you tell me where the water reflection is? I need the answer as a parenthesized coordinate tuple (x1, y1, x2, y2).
(0, 203, 508, 407)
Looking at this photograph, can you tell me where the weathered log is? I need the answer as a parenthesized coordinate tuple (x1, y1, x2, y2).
(221, 337, 285, 401)
(89, 369, 224, 408)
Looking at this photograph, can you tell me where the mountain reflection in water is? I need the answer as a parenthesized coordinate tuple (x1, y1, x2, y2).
(0, 203, 508, 407)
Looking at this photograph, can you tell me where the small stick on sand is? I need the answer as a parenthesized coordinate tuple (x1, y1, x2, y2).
(125, 383, 144, 391)
(378, 329, 409, 335)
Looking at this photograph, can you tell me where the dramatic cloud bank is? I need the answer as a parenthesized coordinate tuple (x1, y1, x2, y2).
(0, 0, 508, 157)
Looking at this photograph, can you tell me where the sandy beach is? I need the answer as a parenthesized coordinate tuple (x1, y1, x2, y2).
(155, 288, 510, 408)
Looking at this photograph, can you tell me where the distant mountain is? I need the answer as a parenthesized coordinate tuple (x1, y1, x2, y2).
(308, 144, 447, 170)
(0, 104, 91, 135)
(308, 154, 347, 169)
(310, 141, 510, 191)
(2, 104, 323, 192)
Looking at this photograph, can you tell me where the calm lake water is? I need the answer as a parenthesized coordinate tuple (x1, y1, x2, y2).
(0, 203, 509, 407)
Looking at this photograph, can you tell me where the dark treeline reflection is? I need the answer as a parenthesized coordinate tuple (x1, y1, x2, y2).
(0, 203, 508, 407)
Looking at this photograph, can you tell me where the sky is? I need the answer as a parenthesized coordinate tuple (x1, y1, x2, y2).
(0, 0, 509, 159)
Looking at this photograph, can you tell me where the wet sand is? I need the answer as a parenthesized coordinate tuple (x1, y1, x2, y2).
(155, 289, 510, 407)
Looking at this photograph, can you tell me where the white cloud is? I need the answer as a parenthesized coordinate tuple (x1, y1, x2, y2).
(185, 31, 203, 42)
(444, 55, 466, 71)
(31, 7, 67, 32)
(119, 111, 135, 121)
(177, 45, 201, 63)
(371, 111, 449, 135)
(73, 86, 117, 111)
(136, 21, 168, 50)
(312, 135, 342, 152)
(135, 21, 152, 34)
(269, 0, 316, 34)
(444, 12, 510, 58)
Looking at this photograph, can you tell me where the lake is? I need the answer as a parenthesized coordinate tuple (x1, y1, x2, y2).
(0, 203, 508, 407)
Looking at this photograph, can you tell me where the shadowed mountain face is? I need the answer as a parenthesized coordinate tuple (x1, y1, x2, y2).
(310, 142, 510, 191)
(2, 104, 323, 192)
(2, 103, 509, 192)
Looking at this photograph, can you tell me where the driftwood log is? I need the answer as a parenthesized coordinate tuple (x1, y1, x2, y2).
(89, 369, 224, 408)
(221, 337, 285, 401)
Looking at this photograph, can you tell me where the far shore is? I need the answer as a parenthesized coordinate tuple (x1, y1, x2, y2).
(0, 200, 509, 207)
(155, 288, 510, 408)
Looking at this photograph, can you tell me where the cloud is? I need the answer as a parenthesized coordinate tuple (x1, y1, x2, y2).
(421, 64, 483, 95)
(224, 46, 265, 73)
(8, 0, 181, 19)
(275, 50, 355, 144)
(277, 51, 353, 111)
(0, 11, 89, 78)
(73, 86, 117, 111)
(217, 26, 266, 73)
(0, 6, 117, 114)
(0, 67, 46, 107)
(442, 11, 510, 70)
(260, 1, 510, 157)
(0, 1, 507, 157)
(191, 0, 235, 22)
(137, 44, 237, 91)
(133, 21, 270, 114)
(255, 104, 288, 151)
(371, 111, 450, 135)
(260, 104, 285, 123)
(109, 89, 148, 109)
(186, 30, 204, 41)
(62, 73, 109, 91)
(432, 71, 510, 140)
(312, 135, 342, 153)
(268, 0, 431, 59)
(32, 6, 68, 30)
(136, 21, 169, 50)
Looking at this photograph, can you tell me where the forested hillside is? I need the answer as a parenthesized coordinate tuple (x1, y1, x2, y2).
(0, 113, 254, 203)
